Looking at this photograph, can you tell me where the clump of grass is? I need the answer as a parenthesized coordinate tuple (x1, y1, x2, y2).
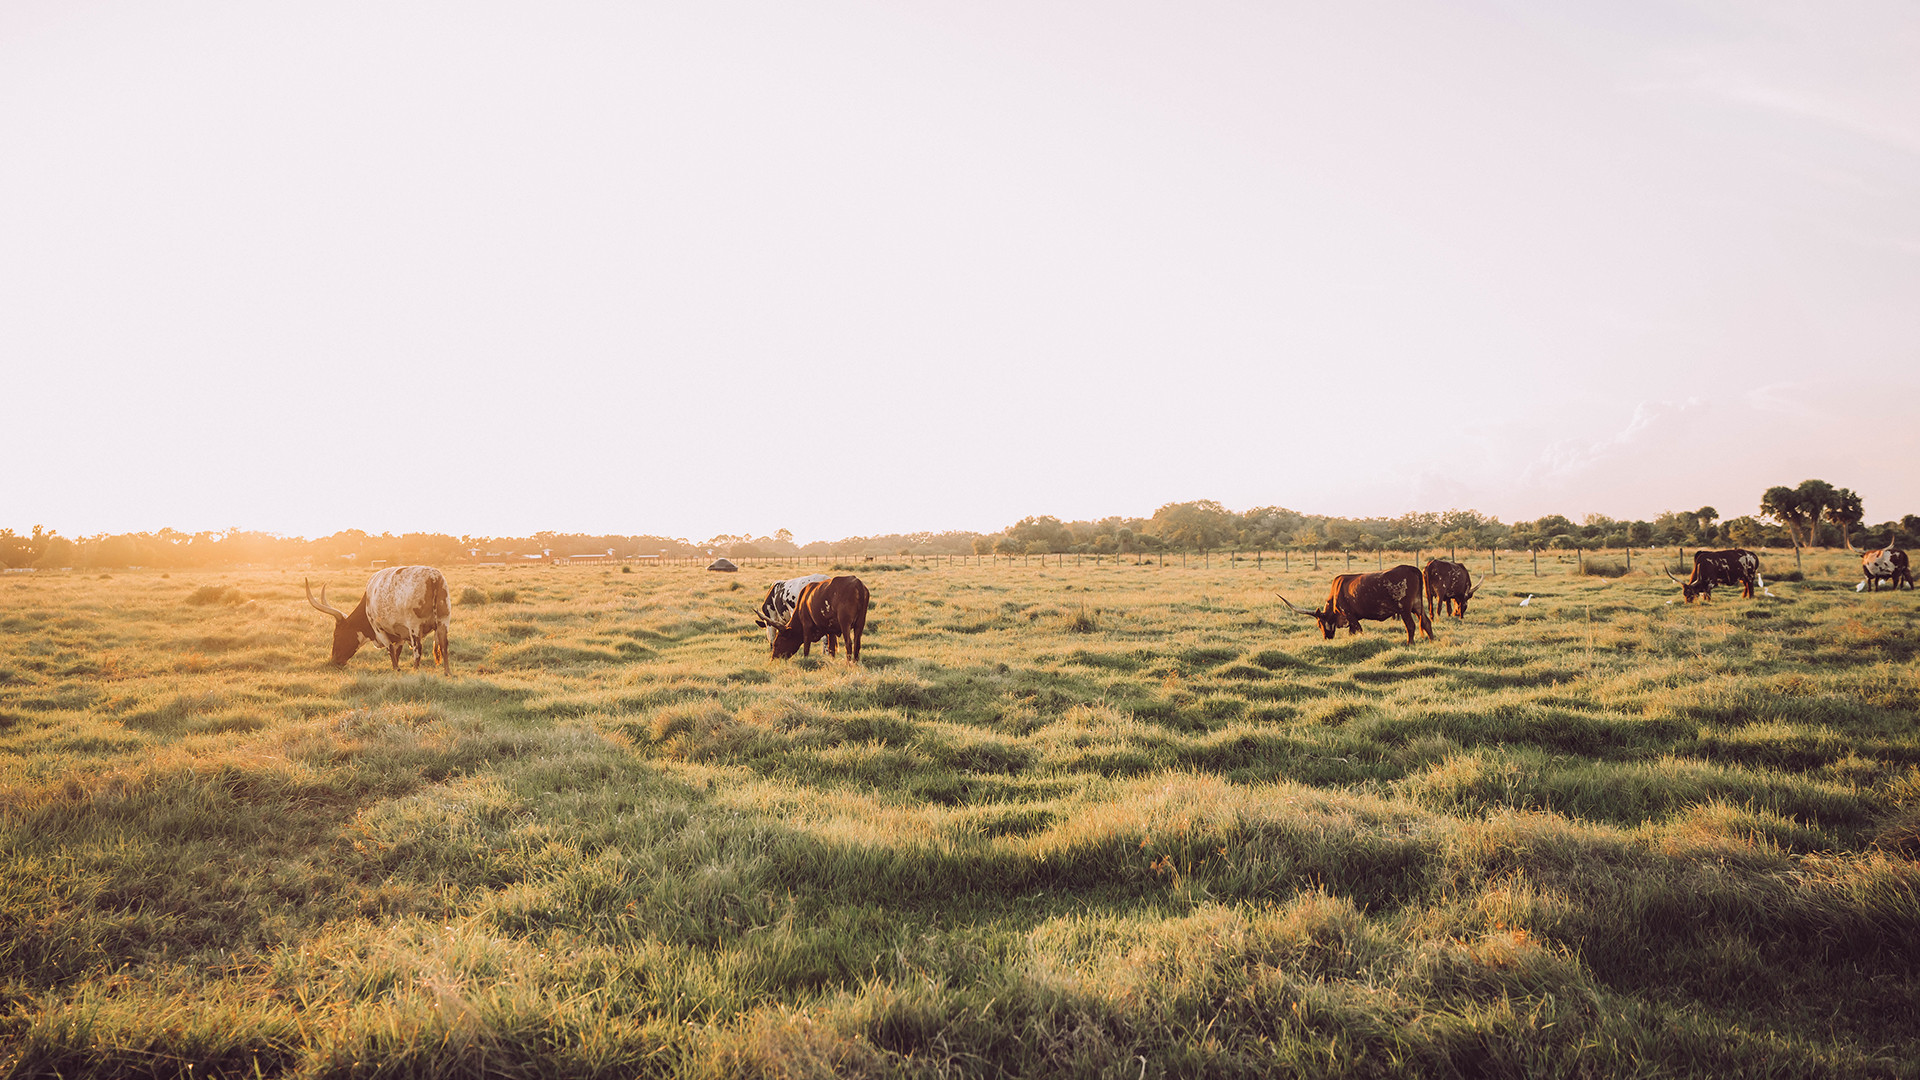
(1579, 558, 1630, 578)
(489, 588, 518, 603)
(458, 587, 488, 606)
(1067, 604, 1100, 633)
(184, 585, 243, 605)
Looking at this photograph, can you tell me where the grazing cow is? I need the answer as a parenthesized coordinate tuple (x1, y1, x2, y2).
(1422, 559, 1483, 619)
(1666, 548, 1761, 603)
(772, 575, 870, 660)
(306, 566, 451, 673)
(753, 574, 830, 650)
(1860, 546, 1913, 592)
(1279, 564, 1433, 644)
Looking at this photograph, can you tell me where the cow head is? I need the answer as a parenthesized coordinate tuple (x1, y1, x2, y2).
(769, 625, 807, 659)
(1277, 593, 1342, 638)
(306, 579, 369, 665)
(1665, 571, 1705, 603)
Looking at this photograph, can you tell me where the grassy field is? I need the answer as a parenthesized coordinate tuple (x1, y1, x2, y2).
(2, 552, 1917, 1078)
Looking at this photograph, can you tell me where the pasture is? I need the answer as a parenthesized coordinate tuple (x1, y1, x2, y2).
(2, 555, 1917, 1078)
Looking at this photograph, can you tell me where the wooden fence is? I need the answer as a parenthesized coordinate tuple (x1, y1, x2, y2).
(565, 546, 1710, 577)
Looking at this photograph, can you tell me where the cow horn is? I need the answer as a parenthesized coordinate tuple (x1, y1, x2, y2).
(1275, 593, 1314, 619)
(305, 578, 347, 621)
(1466, 574, 1484, 598)
(1665, 570, 1685, 586)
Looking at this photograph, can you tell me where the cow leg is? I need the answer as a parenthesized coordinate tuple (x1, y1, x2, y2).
(850, 625, 861, 662)
(436, 624, 451, 675)
(388, 641, 403, 671)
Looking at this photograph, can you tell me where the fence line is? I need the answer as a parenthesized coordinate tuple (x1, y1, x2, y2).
(577, 547, 1703, 577)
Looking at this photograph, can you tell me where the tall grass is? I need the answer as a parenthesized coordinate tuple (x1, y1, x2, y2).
(2, 562, 1916, 1077)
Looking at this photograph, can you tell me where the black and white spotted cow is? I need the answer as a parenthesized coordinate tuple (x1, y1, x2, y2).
(752, 574, 829, 653)
(1860, 547, 1913, 592)
(1667, 548, 1761, 603)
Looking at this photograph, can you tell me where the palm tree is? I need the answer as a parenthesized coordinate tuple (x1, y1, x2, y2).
(1794, 479, 1838, 548)
(1825, 488, 1864, 551)
(1760, 485, 1808, 570)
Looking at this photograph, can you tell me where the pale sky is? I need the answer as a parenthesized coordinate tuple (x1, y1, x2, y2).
(4, 2, 1916, 542)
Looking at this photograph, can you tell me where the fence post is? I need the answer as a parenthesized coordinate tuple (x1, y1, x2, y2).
(1491, 547, 1497, 575)
(1532, 548, 1538, 577)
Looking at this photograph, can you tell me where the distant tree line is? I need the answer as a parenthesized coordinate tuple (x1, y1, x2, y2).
(5, 480, 1915, 570)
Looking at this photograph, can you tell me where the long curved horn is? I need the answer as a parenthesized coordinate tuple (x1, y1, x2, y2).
(1466, 574, 1484, 598)
(1275, 593, 1315, 619)
(1665, 570, 1685, 586)
(305, 578, 347, 621)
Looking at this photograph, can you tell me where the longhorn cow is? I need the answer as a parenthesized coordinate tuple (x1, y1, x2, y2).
(753, 574, 829, 651)
(306, 565, 451, 673)
(1279, 564, 1433, 644)
(1666, 549, 1761, 603)
(1422, 559, 1484, 619)
(1860, 546, 1913, 592)
(773, 575, 869, 660)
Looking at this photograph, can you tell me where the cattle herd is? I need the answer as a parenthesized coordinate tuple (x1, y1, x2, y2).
(303, 546, 1913, 671)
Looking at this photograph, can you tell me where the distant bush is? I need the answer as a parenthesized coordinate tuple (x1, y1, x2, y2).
(621, 566, 631, 573)
(458, 587, 488, 606)
(1579, 558, 1630, 578)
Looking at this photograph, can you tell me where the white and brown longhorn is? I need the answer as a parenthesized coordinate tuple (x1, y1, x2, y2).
(752, 574, 829, 651)
(306, 565, 452, 673)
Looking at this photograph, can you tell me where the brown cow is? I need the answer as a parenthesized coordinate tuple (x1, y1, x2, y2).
(771, 575, 869, 660)
(1279, 564, 1433, 644)
(1422, 559, 1483, 619)
(1666, 548, 1761, 603)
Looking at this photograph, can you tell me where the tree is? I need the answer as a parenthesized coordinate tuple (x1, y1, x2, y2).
(1148, 500, 1235, 551)
(1759, 485, 1809, 561)
(1794, 479, 1837, 547)
(1825, 488, 1864, 551)
(1694, 506, 1719, 543)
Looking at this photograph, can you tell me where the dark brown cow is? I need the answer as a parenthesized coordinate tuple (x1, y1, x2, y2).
(771, 575, 869, 660)
(1422, 559, 1483, 619)
(1666, 548, 1760, 603)
(1860, 547, 1912, 592)
(306, 565, 451, 673)
(1279, 564, 1433, 644)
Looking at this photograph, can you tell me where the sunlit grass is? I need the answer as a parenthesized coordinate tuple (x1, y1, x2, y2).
(2, 558, 1917, 1077)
